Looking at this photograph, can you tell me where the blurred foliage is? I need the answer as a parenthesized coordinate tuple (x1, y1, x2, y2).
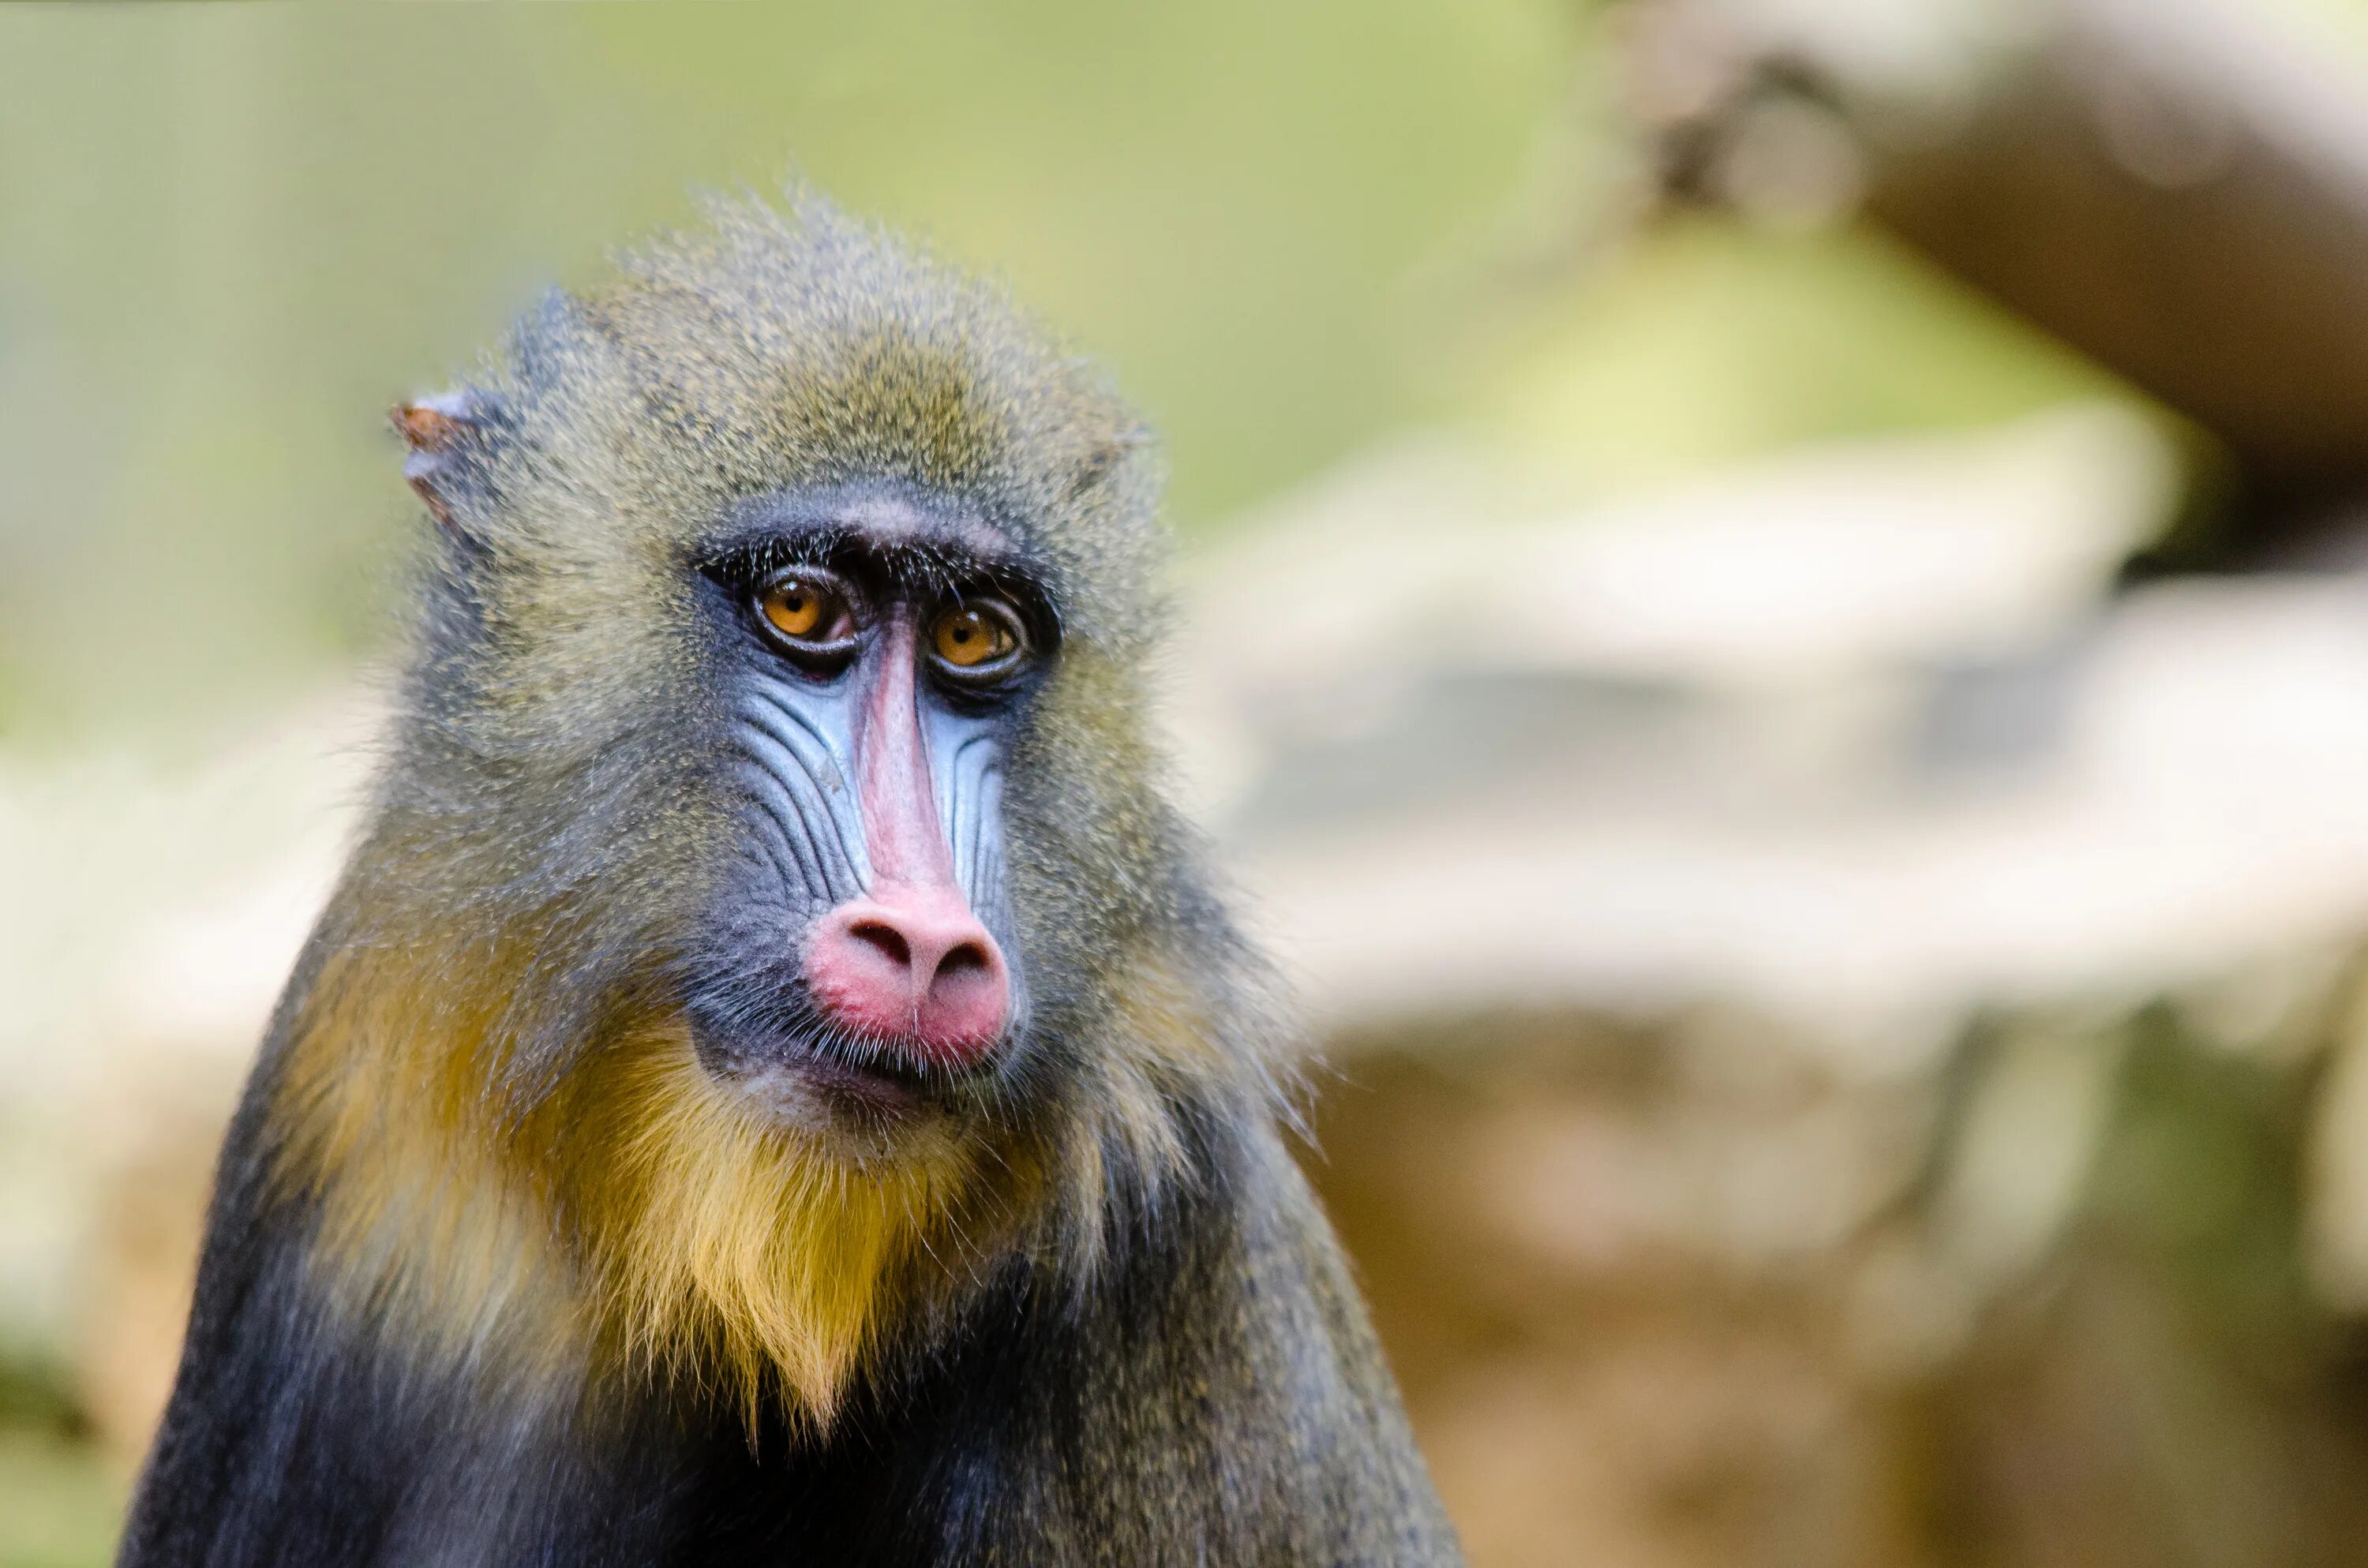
(1459, 217, 2126, 493)
(0, 2, 2138, 753)
(0, 1432, 118, 1568)
(0, 1, 1561, 747)
(0, 1327, 105, 1568)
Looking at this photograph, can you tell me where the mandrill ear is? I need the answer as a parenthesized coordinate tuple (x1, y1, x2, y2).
(390, 387, 507, 554)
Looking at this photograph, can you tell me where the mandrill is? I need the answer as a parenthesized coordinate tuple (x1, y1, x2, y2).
(118, 193, 1462, 1567)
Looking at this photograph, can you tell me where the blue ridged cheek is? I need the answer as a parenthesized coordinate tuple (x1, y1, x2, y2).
(728, 674, 869, 916)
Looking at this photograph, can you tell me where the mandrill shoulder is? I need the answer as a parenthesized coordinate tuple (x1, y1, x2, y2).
(120, 1023, 778, 1568)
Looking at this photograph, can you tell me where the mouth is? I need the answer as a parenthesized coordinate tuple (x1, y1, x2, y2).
(685, 1002, 991, 1121)
(748, 1050, 931, 1116)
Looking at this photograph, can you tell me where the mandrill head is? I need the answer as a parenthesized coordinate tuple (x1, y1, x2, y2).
(275, 193, 1277, 1422)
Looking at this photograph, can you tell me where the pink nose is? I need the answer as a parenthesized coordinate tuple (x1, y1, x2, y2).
(803, 884, 1010, 1067)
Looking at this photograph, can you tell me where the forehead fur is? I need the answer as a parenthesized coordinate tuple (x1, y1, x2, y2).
(463, 192, 1163, 645)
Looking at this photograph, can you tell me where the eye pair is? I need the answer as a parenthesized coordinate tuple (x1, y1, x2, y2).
(755, 569, 1027, 679)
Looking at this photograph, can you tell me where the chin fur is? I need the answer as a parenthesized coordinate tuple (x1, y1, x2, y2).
(261, 921, 1227, 1431)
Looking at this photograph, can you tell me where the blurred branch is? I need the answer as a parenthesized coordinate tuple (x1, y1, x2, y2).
(1612, 0, 2368, 565)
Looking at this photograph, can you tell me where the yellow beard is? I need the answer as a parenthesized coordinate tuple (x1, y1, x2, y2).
(266, 906, 1216, 1428)
(269, 943, 987, 1424)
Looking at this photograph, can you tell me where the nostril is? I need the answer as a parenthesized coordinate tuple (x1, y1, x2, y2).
(930, 941, 991, 983)
(846, 919, 912, 971)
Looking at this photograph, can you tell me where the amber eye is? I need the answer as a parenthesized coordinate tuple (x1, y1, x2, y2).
(930, 603, 1021, 672)
(756, 572, 852, 645)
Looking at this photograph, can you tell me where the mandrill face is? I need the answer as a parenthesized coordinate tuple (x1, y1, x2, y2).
(676, 481, 1058, 1125)
(296, 197, 1257, 1418)
(369, 199, 1188, 1184)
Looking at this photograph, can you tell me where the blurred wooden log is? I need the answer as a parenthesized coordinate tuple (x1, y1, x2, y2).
(1617, 0, 2368, 563)
(1309, 994, 2368, 1568)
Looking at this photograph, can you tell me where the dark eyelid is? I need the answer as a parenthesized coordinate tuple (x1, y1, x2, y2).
(927, 597, 1032, 687)
(940, 594, 1022, 638)
(948, 586, 1033, 633)
(759, 563, 861, 612)
(747, 563, 867, 673)
(699, 522, 1055, 627)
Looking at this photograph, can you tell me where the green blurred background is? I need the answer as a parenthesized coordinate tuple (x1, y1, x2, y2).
(0, 0, 2125, 753)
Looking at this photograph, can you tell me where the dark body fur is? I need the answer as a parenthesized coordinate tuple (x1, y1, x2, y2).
(127, 1070, 1444, 1565)
(118, 194, 1459, 1567)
